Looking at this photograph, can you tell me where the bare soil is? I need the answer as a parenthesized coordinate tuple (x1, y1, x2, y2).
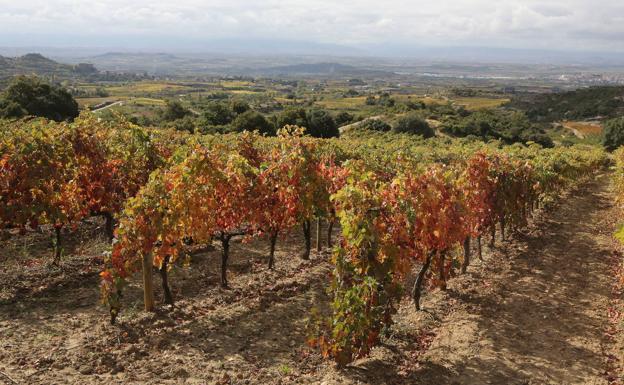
(0, 174, 620, 385)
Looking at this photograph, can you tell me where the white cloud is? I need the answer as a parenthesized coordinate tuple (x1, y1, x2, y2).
(0, 0, 623, 52)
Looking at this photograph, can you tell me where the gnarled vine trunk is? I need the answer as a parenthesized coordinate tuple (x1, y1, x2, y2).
(327, 217, 335, 248)
(316, 219, 322, 252)
(301, 219, 311, 260)
(142, 252, 155, 311)
(477, 235, 483, 261)
(219, 233, 231, 288)
(461, 237, 471, 274)
(159, 255, 174, 305)
(268, 230, 278, 270)
(52, 226, 62, 265)
(438, 251, 447, 291)
(412, 251, 434, 310)
(102, 212, 115, 241)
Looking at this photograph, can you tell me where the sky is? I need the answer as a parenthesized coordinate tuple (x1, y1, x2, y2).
(1, 0, 624, 55)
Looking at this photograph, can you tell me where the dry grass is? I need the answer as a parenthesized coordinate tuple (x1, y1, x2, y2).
(106, 82, 192, 96)
(228, 90, 260, 95)
(394, 95, 447, 105)
(452, 97, 510, 110)
(274, 97, 297, 104)
(221, 80, 255, 87)
(315, 97, 367, 109)
(129, 97, 167, 106)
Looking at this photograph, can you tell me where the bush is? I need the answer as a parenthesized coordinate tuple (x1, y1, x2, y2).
(359, 119, 391, 132)
(522, 133, 554, 148)
(392, 114, 434, 137)
(405, 100, 425, 110)
(442, 109, 552, 146)
(603, 117, 624, 151)
(167, 116, 196, 133)
(335, 111, 355, 127)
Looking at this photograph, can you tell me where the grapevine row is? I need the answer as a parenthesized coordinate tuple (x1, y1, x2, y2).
(95, 124, 605, 366)
(0, 113, 173, 262)
(0, 114, 608, 368)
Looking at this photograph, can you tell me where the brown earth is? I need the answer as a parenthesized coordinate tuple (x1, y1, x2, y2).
(0, 174, 620, 385)
(413, 174, 618, 385)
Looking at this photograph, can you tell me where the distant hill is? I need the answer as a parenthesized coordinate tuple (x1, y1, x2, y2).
(93, 52, 179, 61)
(74, 53, 393, 78)
(84, 52, 188, 74)
(0, 53, 97, 83)
(255, 62, 391, 77)
(0, 53, 151, 87)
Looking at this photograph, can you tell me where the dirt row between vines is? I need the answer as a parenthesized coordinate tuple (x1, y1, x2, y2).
(0, 173, 621, 384)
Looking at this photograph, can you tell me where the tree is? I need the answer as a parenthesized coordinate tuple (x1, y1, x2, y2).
(603, 117, 624, 151)
(392, 113, 434, 137)
(230, 99, 250, 115)
(276, 108, 339, 137)
(202, 102, 233, 126)
(443, 109, 551, 147)
(276, 107, 307, 129)
(161, 100, 190, 122)
(73, 63, 98, 75)
(231, 110, 274, 135)
(0, 76, 79, 121)
(306, 108, 339, 138)
(0, 101, 26, 119)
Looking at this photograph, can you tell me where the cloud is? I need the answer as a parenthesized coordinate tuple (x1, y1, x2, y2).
(0, 0, 623, 53)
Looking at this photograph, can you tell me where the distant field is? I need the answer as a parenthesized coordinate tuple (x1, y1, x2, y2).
(273, 97, 297, 104)
(75, 84, 101, 92)
(221, 80, 255, 87)
(394, 95, 447, 105)
(228, 90, 260, 95)
(315, 96, 367, 109)
(561, 121, 603, 138)
(130, 97, 167, 106)
(105, 82, 193, 96)
(452, 97, 510, 110)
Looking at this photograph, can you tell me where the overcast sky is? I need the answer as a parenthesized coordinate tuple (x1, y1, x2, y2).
(1, 0, 623, 54)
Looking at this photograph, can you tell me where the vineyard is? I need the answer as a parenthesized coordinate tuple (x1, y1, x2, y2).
(0, 113, 621, 384)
